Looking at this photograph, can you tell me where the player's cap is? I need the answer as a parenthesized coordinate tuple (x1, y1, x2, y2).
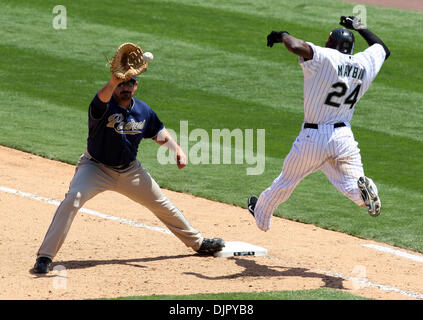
(325, 28, 355, 54)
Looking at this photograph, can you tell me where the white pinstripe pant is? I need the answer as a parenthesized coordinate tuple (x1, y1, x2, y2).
(255, 123, 365, 231)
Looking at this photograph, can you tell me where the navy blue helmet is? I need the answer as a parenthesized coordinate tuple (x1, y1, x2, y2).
(325, 28, 355, 54)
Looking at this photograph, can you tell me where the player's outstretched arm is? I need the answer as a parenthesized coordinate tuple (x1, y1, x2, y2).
(266, 31, 313, 60)
(154, 129, 187, 169)
(357, 29, 390, 59)
(90, 75, 126, 120)
(282, 34, 314, 60)
(97, 75, 125, 103)
(340, 16, 390, 60)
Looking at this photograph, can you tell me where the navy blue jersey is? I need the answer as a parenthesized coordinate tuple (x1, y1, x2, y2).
(87, 94, 164, 167)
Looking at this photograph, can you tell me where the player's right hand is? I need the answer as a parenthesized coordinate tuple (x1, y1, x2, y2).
(111, 74, 126, 85)
(176, 148, 187, 170)
(266, 31, 288, 47)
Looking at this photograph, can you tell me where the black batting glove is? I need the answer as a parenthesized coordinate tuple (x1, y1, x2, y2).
(340, 16, 366, 30)
(267, 31, 289, 47)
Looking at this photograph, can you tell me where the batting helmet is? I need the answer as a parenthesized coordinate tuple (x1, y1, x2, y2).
(325, 28, 355, 54)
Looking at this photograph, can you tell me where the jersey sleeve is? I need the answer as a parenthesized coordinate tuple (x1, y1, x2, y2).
(89, 94, 109, 120)
(354, 43, 386, 82)
(298, 42, 327, 78)
(144, 108, 165, 139)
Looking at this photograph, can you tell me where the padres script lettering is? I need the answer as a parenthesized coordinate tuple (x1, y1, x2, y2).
(106, 113, 145, 135)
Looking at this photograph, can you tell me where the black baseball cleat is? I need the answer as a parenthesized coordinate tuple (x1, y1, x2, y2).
(33, 256, 52, 274)
(247, 196, 258, 217)
(358, 176, 381, 217)
(196, 238, 225, 255)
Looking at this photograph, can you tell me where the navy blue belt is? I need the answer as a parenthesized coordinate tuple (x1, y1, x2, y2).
(304, 122, 346, 129)
(89, 157, 131, 170)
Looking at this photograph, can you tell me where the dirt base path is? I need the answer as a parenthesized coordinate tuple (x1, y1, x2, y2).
(1, 145, 423, 300)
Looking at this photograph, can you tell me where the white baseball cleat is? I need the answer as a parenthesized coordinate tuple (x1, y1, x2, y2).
(358, 176, 381, 217)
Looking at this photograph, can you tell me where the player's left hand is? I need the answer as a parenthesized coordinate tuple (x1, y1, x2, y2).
(108, 43, 148, 81)
(266, 31, 289, 47)
(176, 148, 187, 169)
(340, 16, 366, 30)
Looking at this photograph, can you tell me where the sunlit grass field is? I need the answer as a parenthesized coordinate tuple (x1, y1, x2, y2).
(0, 0, 422, 299)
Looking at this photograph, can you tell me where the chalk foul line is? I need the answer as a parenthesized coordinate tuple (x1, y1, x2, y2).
(318, 269, 423, 300)
(2, 185, 423, 299)
(362, 243, 423, 263)
(0, 185, 172, 235)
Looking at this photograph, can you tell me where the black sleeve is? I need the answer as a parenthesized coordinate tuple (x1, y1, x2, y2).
(89, 94, 108, 120)
(358, 29, 390, 60)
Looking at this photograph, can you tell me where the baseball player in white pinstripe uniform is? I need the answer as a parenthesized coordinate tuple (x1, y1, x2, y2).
(248, 17, 390, 231)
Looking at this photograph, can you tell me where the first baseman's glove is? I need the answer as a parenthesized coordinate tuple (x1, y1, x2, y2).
(106, 43, 148, 81)
(266, 31, 289, 47)
(340, 16, 366, 30)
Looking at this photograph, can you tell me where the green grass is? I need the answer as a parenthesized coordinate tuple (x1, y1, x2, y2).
(0, 0, 422, 299)
(105, 288, 371, 300)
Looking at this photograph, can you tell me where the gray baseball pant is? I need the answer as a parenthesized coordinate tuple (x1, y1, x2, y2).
(37, 153, 203, 259)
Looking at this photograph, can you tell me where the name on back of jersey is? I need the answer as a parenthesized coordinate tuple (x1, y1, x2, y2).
(337, 64, 364, 80)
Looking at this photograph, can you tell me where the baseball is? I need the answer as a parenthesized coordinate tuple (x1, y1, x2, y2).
(143, 52, 154, 62)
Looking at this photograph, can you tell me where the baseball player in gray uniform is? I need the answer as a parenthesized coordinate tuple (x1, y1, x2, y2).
(248, 16, 390, 231)
(33, 74, 225, 273)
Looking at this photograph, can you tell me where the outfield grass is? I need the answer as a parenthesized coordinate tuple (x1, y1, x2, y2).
(0, 0, 422, 259)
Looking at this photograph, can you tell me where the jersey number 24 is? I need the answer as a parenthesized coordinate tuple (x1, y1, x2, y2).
(324, 82, 361, 109)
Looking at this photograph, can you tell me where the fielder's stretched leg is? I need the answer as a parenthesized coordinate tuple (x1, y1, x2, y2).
(36, 154, 113, 260)
(116, 161, 204, 251)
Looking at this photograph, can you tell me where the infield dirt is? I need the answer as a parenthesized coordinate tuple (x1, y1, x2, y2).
(1, 145, 423, 300)
(1, 0, 422, 302)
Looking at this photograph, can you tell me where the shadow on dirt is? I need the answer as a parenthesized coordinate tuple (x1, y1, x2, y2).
(184, 257, 345, 289)
(47, 254, 194, 271)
